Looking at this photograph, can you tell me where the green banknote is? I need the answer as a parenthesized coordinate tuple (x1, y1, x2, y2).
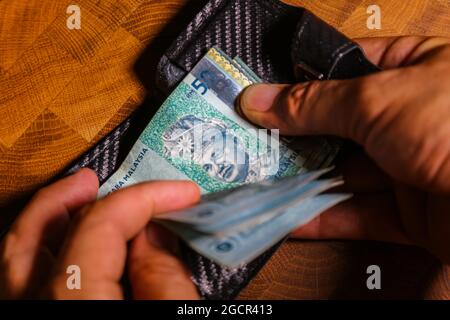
(98, 47, 338, 197)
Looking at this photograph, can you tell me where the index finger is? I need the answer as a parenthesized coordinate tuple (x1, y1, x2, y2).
(7, 168, 99, 253)
(47, 181, 200, 299)
(0, 168, 98, 298)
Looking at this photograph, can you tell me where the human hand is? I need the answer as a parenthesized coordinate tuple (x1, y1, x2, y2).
(0, 169, 201, 299)
(239, 36, 450, 263)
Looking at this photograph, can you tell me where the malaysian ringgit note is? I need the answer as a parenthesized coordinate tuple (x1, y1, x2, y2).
(98, 47, 339, 197)
(160, 191, 351, 267)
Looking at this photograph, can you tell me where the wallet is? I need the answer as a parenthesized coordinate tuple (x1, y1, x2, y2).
(64, 0, 379, 299)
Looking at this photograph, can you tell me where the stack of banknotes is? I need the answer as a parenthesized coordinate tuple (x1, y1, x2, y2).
(98, 47, 350, 267)
(157, 169, 349, 267)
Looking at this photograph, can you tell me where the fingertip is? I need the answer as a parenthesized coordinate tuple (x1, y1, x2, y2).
(240, 84, 284, 115)
(68, 168, 99, 202)
(183, 180, 201, 201)
(76, 168, 100, 191)
(156, 180, 201, 204)
(154, 180, 201, 213)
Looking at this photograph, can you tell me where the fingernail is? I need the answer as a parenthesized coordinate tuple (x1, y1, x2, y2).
(240, 84, 282, 113)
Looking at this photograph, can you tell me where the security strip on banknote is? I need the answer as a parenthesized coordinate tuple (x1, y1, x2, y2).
(98, 47, 349, 267)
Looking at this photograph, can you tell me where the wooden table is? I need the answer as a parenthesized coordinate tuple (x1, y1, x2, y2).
(0, 0, 449, 299)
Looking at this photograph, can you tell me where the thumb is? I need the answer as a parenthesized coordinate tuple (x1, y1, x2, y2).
(238, 78, 385, 143)
(238, 36, 450, 141)
(128, 224, 199, 300)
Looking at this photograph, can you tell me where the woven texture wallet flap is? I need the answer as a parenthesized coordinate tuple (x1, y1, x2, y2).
(156, 0, 300, 95)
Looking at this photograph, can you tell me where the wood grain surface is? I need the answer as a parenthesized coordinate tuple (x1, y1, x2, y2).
(0, 0, 449, 299)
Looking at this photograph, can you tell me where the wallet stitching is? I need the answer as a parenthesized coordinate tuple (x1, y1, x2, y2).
(331, 41, 354, 59)
(328, 44, 359, 79)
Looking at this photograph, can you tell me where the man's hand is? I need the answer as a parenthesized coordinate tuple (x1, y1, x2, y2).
(0, 168, 201, 299)
(239, 36, 450, 263)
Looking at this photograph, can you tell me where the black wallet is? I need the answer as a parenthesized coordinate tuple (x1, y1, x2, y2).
(65, 0, 379, 299)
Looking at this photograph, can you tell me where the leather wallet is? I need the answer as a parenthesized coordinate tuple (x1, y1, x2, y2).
(63, 0, 379, 300)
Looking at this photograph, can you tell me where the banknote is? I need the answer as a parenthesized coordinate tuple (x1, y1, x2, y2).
(164, 177, 344, 235)
(159, 168, 338, 231)
(160, 191, 352, 268)
(99, 47, 338, 197)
